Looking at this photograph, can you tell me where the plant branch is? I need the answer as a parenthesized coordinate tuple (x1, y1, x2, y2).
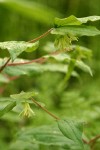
(0, 57, 11, 73)
(89, 134, 100, 148)
(0, 28, 52, 69)
(7, 50, 60, 66)
(31, 98, 89, 145)
(31, 97, 60, 120)
(7, 57, 46, 66)
(28, 28, 53, 43)
(82, 139, 89, 145)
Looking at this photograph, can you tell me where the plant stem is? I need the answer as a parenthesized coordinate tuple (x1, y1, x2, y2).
(31, 98, 89, 145)
(7, 57, 46, 66)
(31, 97, 60, 120)
(0, 57, 11, 73)
(28, 28, 53, 43)
(82, 139, 89, 145)
(0, 28, 53, 69)
(89, 135, 100, 144)
(89, 134, 100, 148)
(7, 50, 60, 66)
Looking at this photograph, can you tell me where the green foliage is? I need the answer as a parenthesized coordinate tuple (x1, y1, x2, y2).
(51, 15, 100, 51)
(0, 2, 100, 149)
(57, 120, 89, 150)
(0, 101, 16, 118)
(54, 15, 82, 27)
(10, 91, 37, 102)
(0, 41, 39, 60)
(16, 125, 69, 146)
(10, 120, 90, 150)
(78, 16, 100, 23)
(54, 15, 100, 27)
(51, 25, 100, 36)
(0, 44, 92, 81)
(52, 16, 100, 37)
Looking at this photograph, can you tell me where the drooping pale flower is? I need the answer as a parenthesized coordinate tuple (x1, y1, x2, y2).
(20, 102, 35, 118)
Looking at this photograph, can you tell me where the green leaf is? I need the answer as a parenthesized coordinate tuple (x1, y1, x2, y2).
(0, 41, 39, 60)
(1, 56, 90, 78)
(43, 43, 92, 59)
(78, 16, 100, 23)
(51, 25, 100, 36)
(16, 125, 74, 147)
(54, 15, 82, 27)
(0, 101, 16, 117)
(15, 124, 90, 150)
(58, 120, 83, 141)
(54, 16, 100, 27)
(9, 141, 39, 150)
(45, 53, 92, 76)
(57, 119, 87, 150)
(1, 58, 77, 77)
(10, 91, 38, 102)
(44, 53, 70, 62)
(71, 45, 92, 59)
(76, 61, 93, 76)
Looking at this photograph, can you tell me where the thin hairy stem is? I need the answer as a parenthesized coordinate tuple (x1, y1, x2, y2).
(89, 134, 100, 149)
(7, 50, 60, 66)
(28, 28, 53, 43)
(82, 139, 89, 145)
(89, 135, 100, 144)
(31, 97, 60, 120)
(7, 57, 46, 66)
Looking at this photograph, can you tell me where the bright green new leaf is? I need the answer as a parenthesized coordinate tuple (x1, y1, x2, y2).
(0, 101, 16, 117)
(54, 15, 100, 27)
(54, 15, 82, 27)
(0, 41, 39, 60)
(52, 15, 100, 37)
(10, 91, 38, 101)
(51, 25, 100, 36)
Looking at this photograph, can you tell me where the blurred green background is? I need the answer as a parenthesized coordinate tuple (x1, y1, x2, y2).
(0, 0, 100, 150)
